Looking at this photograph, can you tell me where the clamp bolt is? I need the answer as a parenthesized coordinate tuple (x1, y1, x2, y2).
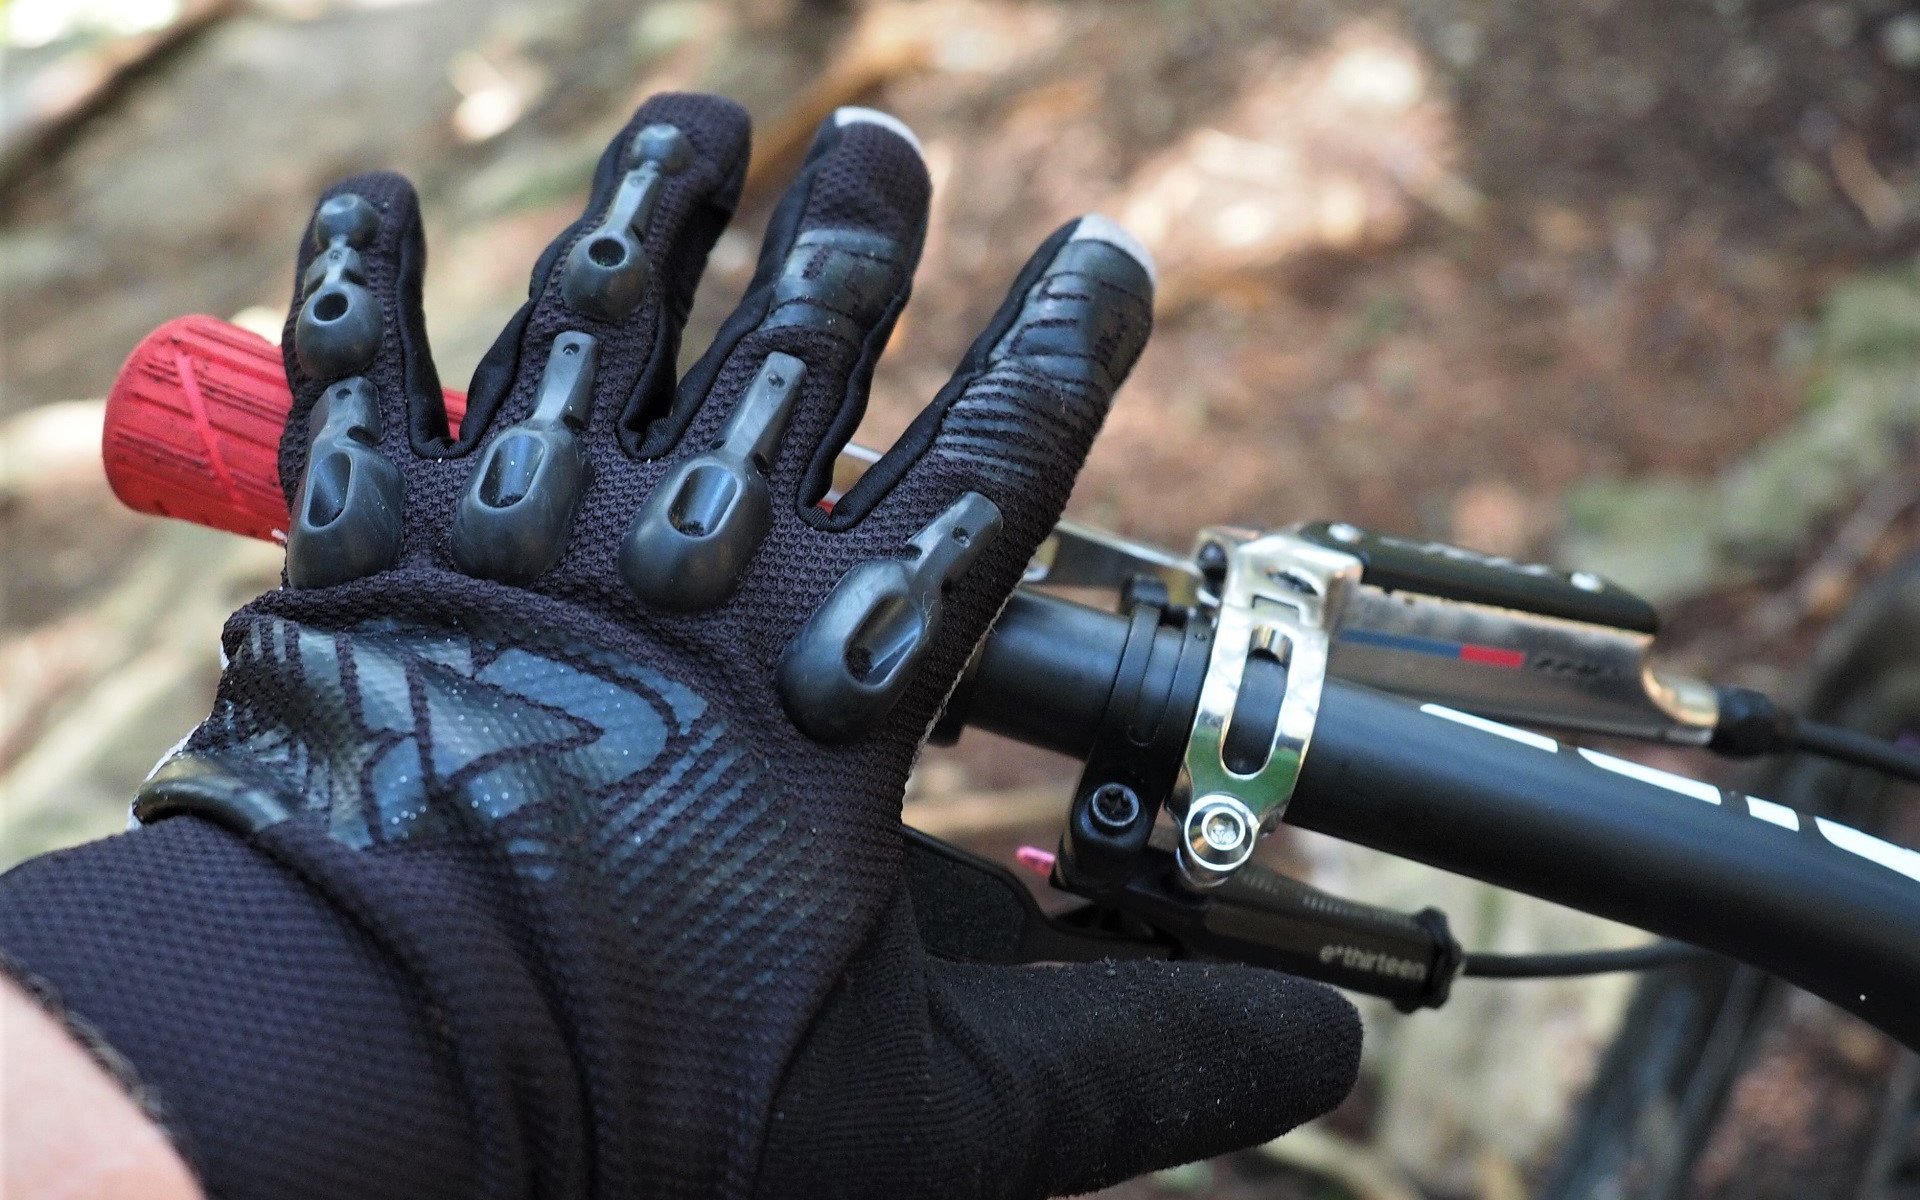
(1200, 806, 1246, 851)
(1178, 794, 1258, 888)
(1196, 541, 1230, 589)
(1087, 783, 1141, 834)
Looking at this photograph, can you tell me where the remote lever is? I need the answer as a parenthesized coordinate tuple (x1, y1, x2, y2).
(1294, 522, 1718, 744)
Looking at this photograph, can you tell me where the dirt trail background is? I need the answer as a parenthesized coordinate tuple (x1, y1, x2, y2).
(2, 0, 1918, 1196)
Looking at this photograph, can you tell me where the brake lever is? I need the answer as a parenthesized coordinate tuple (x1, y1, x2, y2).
(1023, 521, 1206, 606)
(834, 443, 1207, 606)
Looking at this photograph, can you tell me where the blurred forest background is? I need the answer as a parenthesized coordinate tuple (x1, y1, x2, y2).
(2, 0, 1919, 1196)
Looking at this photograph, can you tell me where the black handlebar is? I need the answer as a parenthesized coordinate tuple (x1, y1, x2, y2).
(945, 591, 1140, 757)
(951, 589, 1920, 1050)
(1291, 683, 1920, 1047)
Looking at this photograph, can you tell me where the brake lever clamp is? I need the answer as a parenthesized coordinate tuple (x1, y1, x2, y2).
(1174, 529, 1363, 889)
(1055, 595, 1212, 890)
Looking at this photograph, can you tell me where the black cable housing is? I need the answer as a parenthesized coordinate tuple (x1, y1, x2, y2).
(1711, 684, 1920, 785)
(1787, 718, 1920, 786)
(1462, 940, 1710, 979)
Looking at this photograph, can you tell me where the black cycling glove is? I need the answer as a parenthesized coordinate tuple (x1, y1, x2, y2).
(0, 93, 1359, 1200)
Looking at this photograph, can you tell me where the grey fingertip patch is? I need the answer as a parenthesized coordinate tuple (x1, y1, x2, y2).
(1068, 214, 1157, 288)
(833, 106, 924, 157)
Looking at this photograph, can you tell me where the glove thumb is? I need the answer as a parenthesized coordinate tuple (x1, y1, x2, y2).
(934, 957, 1363, 1196)
(761, 943, 1361, 1200)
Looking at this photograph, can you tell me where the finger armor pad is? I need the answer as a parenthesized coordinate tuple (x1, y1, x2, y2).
(777, 493, 1002, 742)
(294, 192, 385, 380)
(561, 124, 690, 324)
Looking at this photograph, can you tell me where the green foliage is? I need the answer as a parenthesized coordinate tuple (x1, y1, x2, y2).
(1561, 261, 1920, 603)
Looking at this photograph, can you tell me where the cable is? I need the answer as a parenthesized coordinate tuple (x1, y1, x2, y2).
(1785, 719, 1920, 786)
(1462, 940, 1711, 978)
(1711, 685, 1920, 785)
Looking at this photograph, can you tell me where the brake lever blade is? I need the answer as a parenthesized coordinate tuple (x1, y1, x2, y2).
(903, 827, 1168, 965)
(1024, 521, 1205, 605)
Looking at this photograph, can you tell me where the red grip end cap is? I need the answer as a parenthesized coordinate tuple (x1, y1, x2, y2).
(102, 315, 466, 542)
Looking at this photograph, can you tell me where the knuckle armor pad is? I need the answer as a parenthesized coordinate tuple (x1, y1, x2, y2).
(286, 376, 404, 587)
(777, 493, 1001, 742)
(618, 352, 806, 612)
(450, 332, 600, 583)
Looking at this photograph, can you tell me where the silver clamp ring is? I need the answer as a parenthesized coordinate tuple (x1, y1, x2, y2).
(1177, 529, 1362, 889)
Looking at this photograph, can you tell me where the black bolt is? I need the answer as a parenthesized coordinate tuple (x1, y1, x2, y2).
(1087, 783, 1141, 834)
(1196, 541, 1229, 588)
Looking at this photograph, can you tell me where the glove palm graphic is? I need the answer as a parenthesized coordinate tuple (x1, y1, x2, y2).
(137, 94, 1360, 1199)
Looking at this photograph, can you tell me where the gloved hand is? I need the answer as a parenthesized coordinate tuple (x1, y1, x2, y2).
(40, 94, 1361, 1199)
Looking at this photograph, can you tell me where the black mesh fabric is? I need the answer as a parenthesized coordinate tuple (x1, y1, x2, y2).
(0, 818, 476, 1199)
(0, 92, 1361, 1200)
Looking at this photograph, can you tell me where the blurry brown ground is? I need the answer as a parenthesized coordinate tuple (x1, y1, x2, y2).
(3, 0, 1919, 1196)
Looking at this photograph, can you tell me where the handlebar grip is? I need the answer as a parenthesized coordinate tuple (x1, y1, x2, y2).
(102, 315, 466, 541)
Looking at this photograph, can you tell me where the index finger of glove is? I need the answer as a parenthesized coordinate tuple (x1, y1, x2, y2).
(762, 219, 1151, 746)
(835, 216, 1155, 560)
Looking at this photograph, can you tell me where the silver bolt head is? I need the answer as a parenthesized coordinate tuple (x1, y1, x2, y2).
(1201, 808, 1245, 850)
(1183, 795, 1256, 864)
(1177, 796, 1259, 889)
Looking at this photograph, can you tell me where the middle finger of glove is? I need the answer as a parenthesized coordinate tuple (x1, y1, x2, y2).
(435, 92, 753, 585)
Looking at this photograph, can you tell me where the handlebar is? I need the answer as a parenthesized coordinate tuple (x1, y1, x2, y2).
(102, 315, 1920, 1050)
(1289, 682, 1920, 1045)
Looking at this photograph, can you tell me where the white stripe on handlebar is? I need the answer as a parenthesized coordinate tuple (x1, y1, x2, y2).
(1747, 796, 1800, 830)
(1416, 703, 1920, 887)
(1817, 818, 1920, 884)
(1419, 704, 1558, 752)
(1576, 748, 1723, 805)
